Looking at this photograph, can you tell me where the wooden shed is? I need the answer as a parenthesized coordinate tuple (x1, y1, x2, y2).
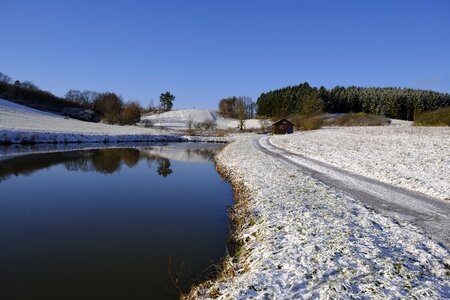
(272, 119, 294, 134)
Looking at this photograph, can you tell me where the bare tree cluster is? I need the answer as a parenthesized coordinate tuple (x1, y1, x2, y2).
(218, 96, 256, 130)
(65, 89, 100, 106)
(93, 93, 142, 124)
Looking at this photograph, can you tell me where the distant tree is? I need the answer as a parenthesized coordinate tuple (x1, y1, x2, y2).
(247, 100, 257, 118)
(65, 89, 98, 107)
(120, 102, 142, 124)
(257, 82, 450, 120)
(65, 89, 84, 105)
(236, 98, 246, 130)
(0, 72, 12, 84)
(218, 97, 238, 117)
(218, 96, 254, 128)
(14, 80, 21, 86)
(298, 93, 323, 116)
(21, 81, 39, 90)
(94, 92, 124, 123)
(160, 91, 175, 111)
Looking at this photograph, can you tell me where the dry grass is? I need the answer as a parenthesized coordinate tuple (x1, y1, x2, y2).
(182, 127, 237, 137)
(414, 107, 450, 126)
(326, 112, 390, 126)
(291, 114, 324, 131)
(182, 161, 254, 299)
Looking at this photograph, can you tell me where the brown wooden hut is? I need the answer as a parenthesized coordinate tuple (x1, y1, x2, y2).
(272, 119, 294, 134)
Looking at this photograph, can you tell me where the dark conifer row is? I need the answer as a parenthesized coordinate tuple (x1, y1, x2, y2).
(257, 83, 450, 120)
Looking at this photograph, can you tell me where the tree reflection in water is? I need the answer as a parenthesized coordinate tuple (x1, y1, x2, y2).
(156, 158, 172, 177)
(0, 146, 221, 182)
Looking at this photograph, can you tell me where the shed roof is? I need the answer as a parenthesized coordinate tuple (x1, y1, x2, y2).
(272, 118, 294, 126)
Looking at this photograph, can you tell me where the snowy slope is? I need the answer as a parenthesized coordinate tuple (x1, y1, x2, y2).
(0, 98, 182, 143)
(0, 98, 63, 118)
(141, 109, 261, 130)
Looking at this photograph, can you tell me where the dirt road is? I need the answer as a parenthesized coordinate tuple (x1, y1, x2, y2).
(256, 136, 450, 249)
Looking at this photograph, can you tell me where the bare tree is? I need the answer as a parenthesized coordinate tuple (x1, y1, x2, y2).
(219, 96, 255, 120)
(0, 72, 12, 84)
(236, 98, 246, 131)
(65, 89, 99, 107)
(21, 81, 39, 90)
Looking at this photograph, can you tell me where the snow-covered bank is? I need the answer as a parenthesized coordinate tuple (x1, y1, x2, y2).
(271, 127, 450, 201)
(189, 137, 449, 299)
(0, 129, 184, 144)
(0, 129, 233, 144)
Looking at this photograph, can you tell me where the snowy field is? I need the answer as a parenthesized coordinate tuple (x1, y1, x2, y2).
(271, 127, 450, 201)
(0, 98, 175, 138)
(190, 137, 449, 299)
(0, 99, 231, 144)
(141, 109, 262, 130)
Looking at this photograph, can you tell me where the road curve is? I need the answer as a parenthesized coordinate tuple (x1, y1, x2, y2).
(255, 136, 450, 249)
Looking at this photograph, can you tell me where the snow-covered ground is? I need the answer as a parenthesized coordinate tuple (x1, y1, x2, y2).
(141, 109, 262, 130)
(270, 127, 450, 201)
(190, 136, 449, 299)
(0, 98, 232, 144)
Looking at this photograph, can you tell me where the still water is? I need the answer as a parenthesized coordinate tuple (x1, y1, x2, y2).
(0, 143, 233, 299)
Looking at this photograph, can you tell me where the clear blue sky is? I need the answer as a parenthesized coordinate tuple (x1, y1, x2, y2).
(1, 0, 449, 109)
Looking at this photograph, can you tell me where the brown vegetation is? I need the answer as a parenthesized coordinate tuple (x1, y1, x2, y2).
(93, 93, 124, 123)
(291, 114, 324, 131)
(414, 107, 450, 126)
(183, 162, 254, 299)
(120, 102, 142, 125)
(326, 112, 390, 126)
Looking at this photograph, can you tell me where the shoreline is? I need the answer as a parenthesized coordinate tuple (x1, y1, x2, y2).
(0, 129, 232, 145)
(187, 136, 449, 299)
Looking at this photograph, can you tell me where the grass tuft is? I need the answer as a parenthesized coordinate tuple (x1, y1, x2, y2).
(327, 112, 390, 126)
(414, 107, 450, 126)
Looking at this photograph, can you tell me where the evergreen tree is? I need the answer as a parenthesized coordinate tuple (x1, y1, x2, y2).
(160, 91, 175, 111)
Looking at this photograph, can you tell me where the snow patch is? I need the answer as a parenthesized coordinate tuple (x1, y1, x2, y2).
(141, 109, 261, 130)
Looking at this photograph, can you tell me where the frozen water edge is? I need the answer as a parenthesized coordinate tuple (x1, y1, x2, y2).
(190, 136, 449, 299)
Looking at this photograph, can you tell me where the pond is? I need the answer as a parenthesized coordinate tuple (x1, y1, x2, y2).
(0, 143, 233, 299)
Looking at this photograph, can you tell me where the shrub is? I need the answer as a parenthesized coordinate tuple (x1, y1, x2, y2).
(140, 119, 153, 128)
(195, 119, 217, 130)
(327, 112, 390, 126)
(120, 102, 142, 125)
(414, 107, 450, 126)
(292, 114, 324, 131)
(93, 92, 124, 123)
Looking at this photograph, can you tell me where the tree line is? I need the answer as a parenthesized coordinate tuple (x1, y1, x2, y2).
(257, 82, 450, 120)
(0, 71, 176, 124)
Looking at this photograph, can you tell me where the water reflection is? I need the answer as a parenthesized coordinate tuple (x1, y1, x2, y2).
(0, 144, 221, 181)
(157, 158, 173, 177)
(0, 143, 232, 300)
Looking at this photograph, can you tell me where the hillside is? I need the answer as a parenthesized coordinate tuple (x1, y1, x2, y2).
(140, 109, 261, 130)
